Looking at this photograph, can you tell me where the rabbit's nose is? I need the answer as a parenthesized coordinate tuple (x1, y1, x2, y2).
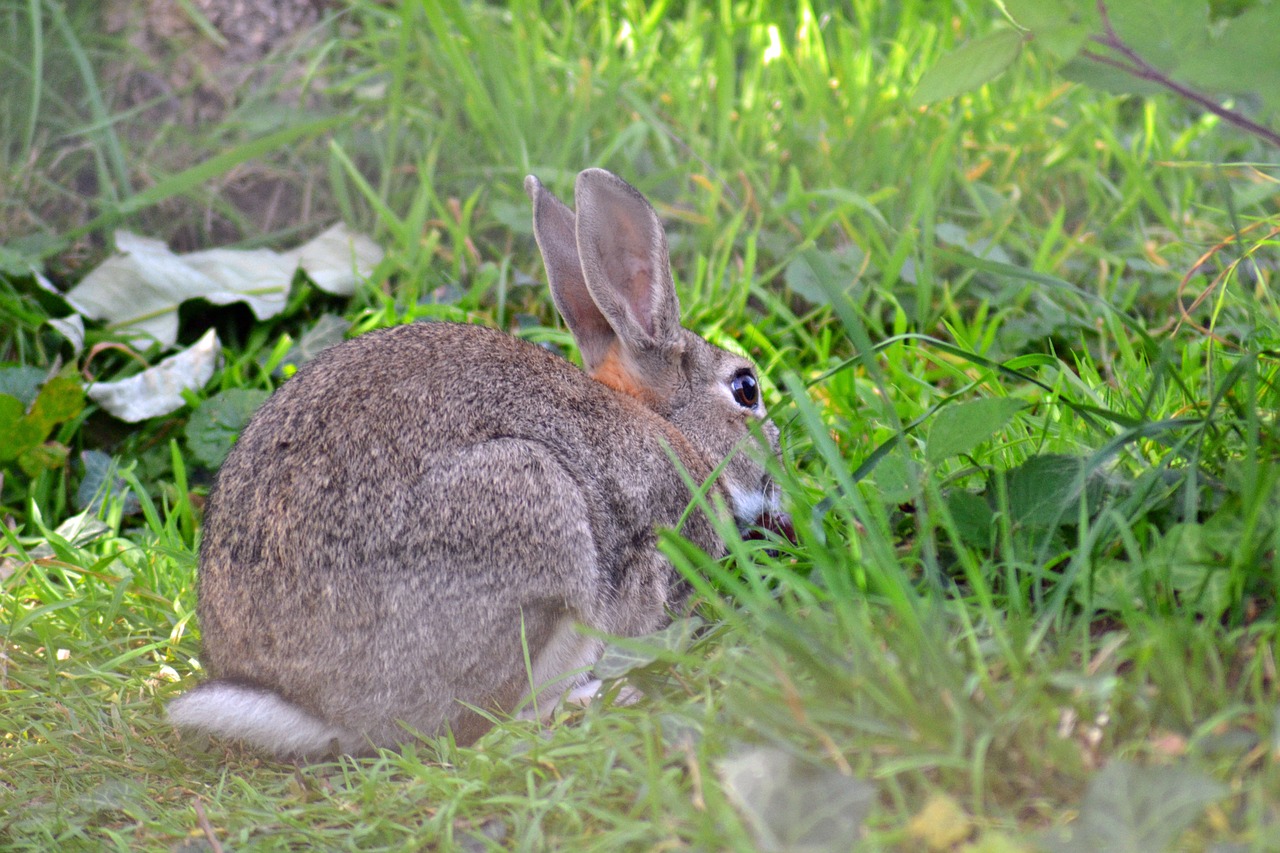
(743, 510, 796, 545)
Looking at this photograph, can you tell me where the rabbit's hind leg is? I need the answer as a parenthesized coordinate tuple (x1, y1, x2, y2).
(391, 438, 605, 744)
(515, 615, 603, 721)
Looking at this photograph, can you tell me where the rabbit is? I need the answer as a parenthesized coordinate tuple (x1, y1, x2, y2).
(166, 168, 792, 759)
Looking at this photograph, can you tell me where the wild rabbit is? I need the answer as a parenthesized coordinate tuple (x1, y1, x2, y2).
(167, 168, 791, 759)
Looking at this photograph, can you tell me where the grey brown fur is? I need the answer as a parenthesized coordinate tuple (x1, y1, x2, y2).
(167, 169, 787, 759)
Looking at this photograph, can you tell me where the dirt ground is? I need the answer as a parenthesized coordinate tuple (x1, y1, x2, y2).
(57, 0, 346, 256)
(104, 0, 332, 124)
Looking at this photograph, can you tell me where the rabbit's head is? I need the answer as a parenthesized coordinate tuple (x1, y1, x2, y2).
(526, 169, 791, 540)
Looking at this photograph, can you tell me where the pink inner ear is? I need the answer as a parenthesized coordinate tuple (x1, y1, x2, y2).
(573, 168, 682, 355)
(621, 251, 654, 334)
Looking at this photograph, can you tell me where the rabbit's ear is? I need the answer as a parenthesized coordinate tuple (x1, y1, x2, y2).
(573, 169, 683, 360)
(526, 175, 617, 372)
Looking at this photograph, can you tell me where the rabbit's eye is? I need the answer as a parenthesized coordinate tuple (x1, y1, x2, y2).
(730, 370, 759, 408)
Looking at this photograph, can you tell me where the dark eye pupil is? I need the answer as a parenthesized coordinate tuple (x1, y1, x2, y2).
(731, 372, 758, 408)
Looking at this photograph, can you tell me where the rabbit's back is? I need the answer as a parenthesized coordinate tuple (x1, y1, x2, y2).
(194, 321, 719, 747)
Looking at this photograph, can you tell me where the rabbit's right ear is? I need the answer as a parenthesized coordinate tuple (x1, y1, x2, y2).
(526, 175, 616, 373)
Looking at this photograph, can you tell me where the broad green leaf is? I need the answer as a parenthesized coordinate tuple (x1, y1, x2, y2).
(926, 398, 1027, 465)
(718, 746, 876, 852)
(910, 29, 1024, 107)
(1084, 558, 1144, 612)
(1000, 454, 1088, 528)
(592, 640, 662, 680)
(1061, 0, 1210, 96)
(871, 444, 922, 504)
(1178, 4, 1280, 107)
(593, 617, 703, 679)
(1112, 518, 1237, 619)
(0, 393, 25, 428)
(1004, 0, 1095, 61)
(0, 245, 37, 277)
(1043, 760, 1227, 852)
(784, 246, 864, 307)
(946, 489, 995, 548)
(26, 376, 85, 435)
(18, 442, 69, 477)
(184, 388, 271, 469)
(1081, 513, 1231, 617)
(1060, 56, 1165, 96)
(77, 451, 140, 514)
(47, 314, 86, 354)
(489, 198, 534, 236)
(1105, 0, 1208, 73)
(0, 366, 46, 406)
(0, 394, 39, 463)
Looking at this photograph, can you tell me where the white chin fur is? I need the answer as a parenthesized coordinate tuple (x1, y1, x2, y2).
(167, 681, 362, 758)
(725, 483, 777, 527)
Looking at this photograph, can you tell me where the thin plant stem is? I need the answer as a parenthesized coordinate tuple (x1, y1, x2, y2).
(1080, 0, 1280, 149)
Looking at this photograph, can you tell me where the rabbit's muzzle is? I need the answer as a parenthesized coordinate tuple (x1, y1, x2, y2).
(743, 509, 797, 545)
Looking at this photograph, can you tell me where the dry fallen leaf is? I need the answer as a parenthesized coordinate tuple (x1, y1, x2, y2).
(86, 329, 221, 422)
(64, 224, 382, 347)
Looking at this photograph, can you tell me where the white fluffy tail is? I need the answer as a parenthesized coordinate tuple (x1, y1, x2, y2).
(167, 680, 363, 759)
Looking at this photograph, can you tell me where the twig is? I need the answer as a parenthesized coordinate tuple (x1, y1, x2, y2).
(1082, 0, 1280, 149)
(192, 797, 224, 853)
(1173, 222, 1280, 344)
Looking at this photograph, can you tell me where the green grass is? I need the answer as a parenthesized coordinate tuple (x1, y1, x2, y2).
(3, 0, 1280, 849)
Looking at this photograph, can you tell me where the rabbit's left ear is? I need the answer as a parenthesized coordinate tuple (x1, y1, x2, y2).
(573, 168, 682, 359)
(527, 174, 617, 374)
